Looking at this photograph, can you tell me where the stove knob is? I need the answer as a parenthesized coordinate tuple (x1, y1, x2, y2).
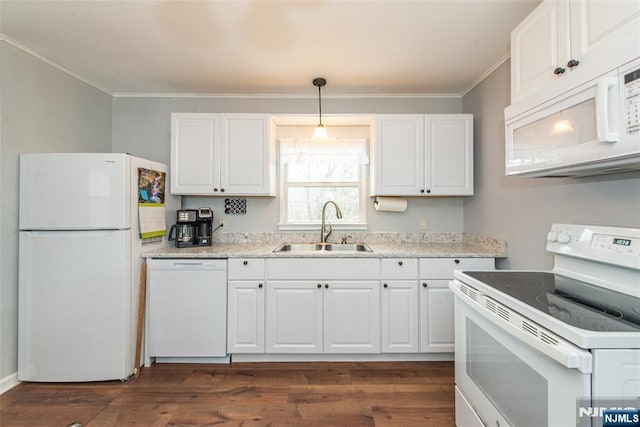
(547, 232, 559, 242)
(557, 233, 571, 244)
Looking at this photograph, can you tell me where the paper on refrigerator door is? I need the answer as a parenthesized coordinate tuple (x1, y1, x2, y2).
(137, 168, 167, 239)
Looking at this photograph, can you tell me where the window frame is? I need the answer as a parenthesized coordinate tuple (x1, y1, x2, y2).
(278, 139, 368, 231)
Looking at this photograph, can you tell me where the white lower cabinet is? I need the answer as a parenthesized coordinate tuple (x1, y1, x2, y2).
(419, 258, 495, 352)
(381, 258, 419, 353)
(381, 281, 419, 353)
(265, 280, 380, 354)
(419, 280, 455, 353)
(226, 257, 495, 357)
(324, 281, 380, 354)
(265, 258, 380, 354)
(227, 258, 266, 353)
(227, 281, 265, 353)
(265, 281, 323, 353)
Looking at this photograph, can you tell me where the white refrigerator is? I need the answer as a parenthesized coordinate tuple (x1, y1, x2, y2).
(18, 153, 177, 382)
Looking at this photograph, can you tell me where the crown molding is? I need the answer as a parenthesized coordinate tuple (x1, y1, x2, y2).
(111, 92, 463, 99)
(2, 32, 504, 100)
(0, 34, 113, 95)
(461, 51, 511, 97)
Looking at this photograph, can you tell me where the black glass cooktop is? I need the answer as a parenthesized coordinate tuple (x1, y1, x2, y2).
(464, 271, 640, 333)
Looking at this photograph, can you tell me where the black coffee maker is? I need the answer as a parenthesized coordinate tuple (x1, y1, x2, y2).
(194, 207, 213, 246)
(168, 208, 213, 248)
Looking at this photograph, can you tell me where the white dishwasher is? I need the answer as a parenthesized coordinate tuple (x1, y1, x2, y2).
(146, 259, 227, 362)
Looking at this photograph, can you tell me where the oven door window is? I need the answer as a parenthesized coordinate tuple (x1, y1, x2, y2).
(467, 318, 547, 426)
(455, 297, 592, 427)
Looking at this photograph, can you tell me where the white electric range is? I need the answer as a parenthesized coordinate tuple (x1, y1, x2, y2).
(451, 224, 640, 427)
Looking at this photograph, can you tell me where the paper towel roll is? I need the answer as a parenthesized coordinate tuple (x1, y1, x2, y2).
(374, 197, 408, 213)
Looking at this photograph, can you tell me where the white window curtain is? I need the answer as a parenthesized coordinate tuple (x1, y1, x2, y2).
(279, 138, 369, 165)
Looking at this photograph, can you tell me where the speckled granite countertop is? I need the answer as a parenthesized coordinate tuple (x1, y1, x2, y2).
(144, 232, 507, 259)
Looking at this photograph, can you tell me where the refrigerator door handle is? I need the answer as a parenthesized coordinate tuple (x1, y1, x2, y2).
(25, 230, 122, 237)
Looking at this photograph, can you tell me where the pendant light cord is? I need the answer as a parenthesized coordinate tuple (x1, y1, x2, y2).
(318, 84, 323, 126)
(313, 77, 327, 128)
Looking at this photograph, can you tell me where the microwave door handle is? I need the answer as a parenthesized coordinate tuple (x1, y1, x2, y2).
(596, 76, 619, 143)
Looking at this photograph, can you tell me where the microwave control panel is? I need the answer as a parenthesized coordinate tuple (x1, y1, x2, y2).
(624, 67, 640, 134)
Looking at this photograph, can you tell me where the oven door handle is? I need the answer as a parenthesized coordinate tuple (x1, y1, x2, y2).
(451, 282, 593, 374)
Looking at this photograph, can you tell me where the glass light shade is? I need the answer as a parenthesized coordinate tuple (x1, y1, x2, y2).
(313, 124, 329, 139)
(551, 119, 575, 135)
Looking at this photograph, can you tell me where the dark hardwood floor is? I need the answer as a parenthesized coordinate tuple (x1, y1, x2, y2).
(0, 361, 455, 426)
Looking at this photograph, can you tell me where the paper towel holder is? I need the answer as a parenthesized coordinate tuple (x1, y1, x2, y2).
(373, 196, 408, 213)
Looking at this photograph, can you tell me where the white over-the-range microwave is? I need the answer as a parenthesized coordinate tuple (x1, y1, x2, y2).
(504, 57, 640, 177)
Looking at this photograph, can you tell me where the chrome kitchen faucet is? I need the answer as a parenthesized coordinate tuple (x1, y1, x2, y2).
(320, 201, 343, 243)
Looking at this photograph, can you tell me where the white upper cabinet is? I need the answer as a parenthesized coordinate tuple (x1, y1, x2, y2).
(220, 114, 274, 195)
(425, 115, 474, 196)
(171, 113, 275, 196)
(171, 114, 220, 195)
(511, 0, 572, 102)
(511, 0, 640, 103)
(373, 115, 425, 196)
(372, 114, 473, 196)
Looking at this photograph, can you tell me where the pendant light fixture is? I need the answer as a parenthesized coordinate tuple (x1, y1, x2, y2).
(312, 77, 329, 139)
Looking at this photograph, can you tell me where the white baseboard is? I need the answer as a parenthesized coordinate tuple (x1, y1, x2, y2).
(153, 356, 231, 364)
(0, 372, 20, 394)
(230, 353, 454, 363)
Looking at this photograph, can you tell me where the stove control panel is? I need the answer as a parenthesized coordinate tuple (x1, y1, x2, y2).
(591, 234, 636, 254)
(546, 223, 640, 269)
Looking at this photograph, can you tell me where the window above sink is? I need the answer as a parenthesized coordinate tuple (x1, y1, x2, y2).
(278, 137, 369, 231)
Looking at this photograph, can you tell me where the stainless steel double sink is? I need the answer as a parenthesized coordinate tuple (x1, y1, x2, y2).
(273, 242, 373, 253)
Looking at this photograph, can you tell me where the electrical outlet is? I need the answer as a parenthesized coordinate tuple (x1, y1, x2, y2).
(419, 218, 428, 230)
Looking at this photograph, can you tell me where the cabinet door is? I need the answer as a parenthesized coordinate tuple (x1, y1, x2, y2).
(170, 113, 220, 194)
(381, 281, 419, 353)
(372, 115, 425, 196)
(227, 281, 265, 353)
(425, 115, 473, 196)
(511, 0, 571, 102)
(324, 281, 380, 354)
(220, 114, 274, 195)
(419, 280, 454, 353)
(570, 0, 640, 72)
(265, 281, 323, 353)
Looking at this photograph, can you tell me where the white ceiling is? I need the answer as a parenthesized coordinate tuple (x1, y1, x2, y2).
(0, 0, 541, 97)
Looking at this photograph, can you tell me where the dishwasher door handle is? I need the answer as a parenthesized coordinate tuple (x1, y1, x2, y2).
(149, 259, 227, 271)
(172, 262, 206, 269)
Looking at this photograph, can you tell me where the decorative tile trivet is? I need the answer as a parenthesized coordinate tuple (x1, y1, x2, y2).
(225, 198, 247, 215)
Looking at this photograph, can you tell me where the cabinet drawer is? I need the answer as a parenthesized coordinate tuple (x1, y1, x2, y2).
(419, 258, 494, 279)
(267, 258, 380, 280)
(229, 258, 265, 280)
(381, 258, 418, 280)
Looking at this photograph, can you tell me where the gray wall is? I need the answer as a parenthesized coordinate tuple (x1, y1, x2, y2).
(0, 42, 113, 379)
(462, 60, 640, 270)
(113, 96, 466, 233)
